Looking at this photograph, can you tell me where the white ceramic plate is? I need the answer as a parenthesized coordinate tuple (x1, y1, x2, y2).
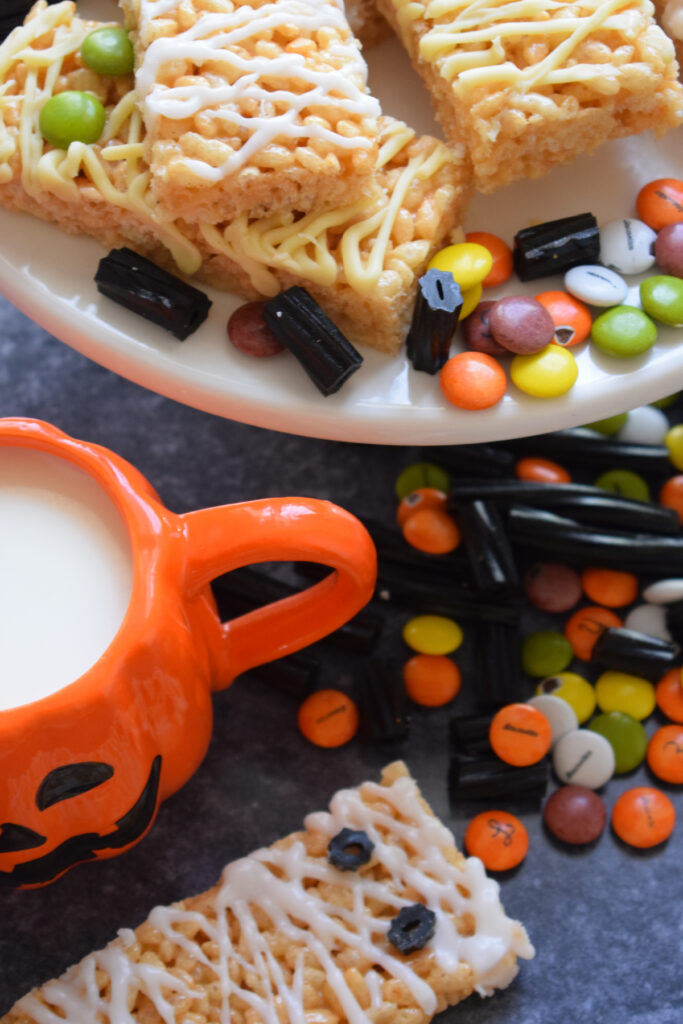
(1, 1, 682, 444)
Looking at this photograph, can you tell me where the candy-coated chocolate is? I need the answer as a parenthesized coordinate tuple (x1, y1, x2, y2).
(396, 487, 447, 527)
(522, 630, 573, 678)
(81, 26, 134, 76)
(537, 672, 596, 723)
(461, 301, 506, 355)
(534, 290, 592, 348)
(402, 614, 463, 655)
(553, 729, 615, 789)
(564, 264, 628, 307)
(599, 219, 657, 275)
(459, 283, 484, 320)
(465, 232, 513, 287)
(640, 275, 683, 327)
(659, 476, 683, 525)
(39, 90, 106, 149)
(646, 724, 683, 783)
(588, 711, 648, 774)
(636, 178, 683, 231)
(489, 296, 555, 354)
(297, 690, 359, 748)
(402, 508, 460, 554)
(543, 785, 606, 844)
(564, 606, 623, 661)
(464, 810, 529, 871)
(594, 468, 651, 502)
(228, 302, 286, 356)
(428, 243, 493, 291)
(489, 702, 552, 766)
(594, 669, 655, 720)
(654, 222, 683, 277)
(580, 567, 638, 608)
(665, 424, 683, 471)
(524, 563, 582, 613)
(440, 352, 507, 410)
(615, 405, 669, 446)
(656, 668, 683, 722)
(510, 345, 578, 398)
(403, 654, 461, 707)
(623, 603, 672, 642)
(643, 578, 683, 604)
(591, 306, 657, 358)
(395, 462, 450, 500)
(611, 786, 675, 847)
(586, 412, 629, 435)
(515, 457, 571, 484)
(528, 694, 578, 747)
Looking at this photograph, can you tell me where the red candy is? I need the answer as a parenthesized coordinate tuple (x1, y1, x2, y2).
(228, 301, 286, 357)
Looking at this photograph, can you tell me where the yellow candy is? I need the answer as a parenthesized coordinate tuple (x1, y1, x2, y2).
(595, 670, 655, 721)
(429, 243, 493, 291)
(665, 424, 683, 470)
(402, 614, 463, 655)
(459, 283, 483, 320)
(510, 345, 578, 398)
(537, 671, 596, 723)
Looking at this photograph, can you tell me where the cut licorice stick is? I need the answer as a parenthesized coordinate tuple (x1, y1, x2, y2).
(665, 599, 683, 645)
(406, 269, 463, 374)
(592, 627, 680, 680)
(263, 287, 362, 396)
(447, 479, 679, 535)
(475, 620, 527, 709)
(504, 429, 672, 475)
(456, 499, 519, 592)
(375, 563, 523, 625)
(513, 213, 600, 281)
(359, 657, 410, 742)
(256, 650, 319, 700)
(449, 754, 549, 803)
(95, 248, 212, 339)
(450, 714, 494, 755)
(507, 506, 683, 571)
(421, 444, 516, 478)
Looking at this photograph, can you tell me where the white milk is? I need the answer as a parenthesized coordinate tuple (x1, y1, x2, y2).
(0, 448, 134, 710)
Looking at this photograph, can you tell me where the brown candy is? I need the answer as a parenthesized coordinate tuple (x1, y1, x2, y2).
(524, 562, 582, 613)
(228, 301, 286, 357)
(489, 295, 555, 354)
(654, 223, 683, 279)
(462, 301, 507, 356)
(543, 785, 606, 845)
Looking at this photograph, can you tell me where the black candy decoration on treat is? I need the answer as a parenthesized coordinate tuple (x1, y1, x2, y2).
(360, 657, 410, 742)
(513, 213, 600, 281)
(406, 269, 462, 374)
(387, 903, 436, 954)
(592, 627, 680, 680)
(328, 828, 374, 871)
(263, 287, 362, 396)
(95, 248, 212, 340)
(449, 755, 549, 803)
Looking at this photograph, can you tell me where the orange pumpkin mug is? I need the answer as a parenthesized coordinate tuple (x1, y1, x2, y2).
(0, 418, 377, 888)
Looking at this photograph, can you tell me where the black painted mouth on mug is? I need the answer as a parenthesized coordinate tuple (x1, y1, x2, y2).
(0, 755, 162, 887)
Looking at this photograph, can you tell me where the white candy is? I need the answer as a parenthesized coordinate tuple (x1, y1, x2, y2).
(564, 265, 628, 307)
(527, 694, 578, 748)
(616, 405, 670, 445)
(642, 578, 683, 604)
(599, 219, 657, 276)
(624, 603, 673, 641)
(553, 729, 615, 789)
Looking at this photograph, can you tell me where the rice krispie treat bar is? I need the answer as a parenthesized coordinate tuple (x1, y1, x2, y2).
(2, 762, 534, 1024)
(654, 0, 683, 71)
(376, 0, 683, 192)
(118, 0, 382, 224)
(0, 3, 470, 354)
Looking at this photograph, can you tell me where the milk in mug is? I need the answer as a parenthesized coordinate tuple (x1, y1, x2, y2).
(0, 448, 133, 710)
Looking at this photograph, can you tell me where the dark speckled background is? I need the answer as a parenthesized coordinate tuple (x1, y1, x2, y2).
(0, 295, 682, 1022)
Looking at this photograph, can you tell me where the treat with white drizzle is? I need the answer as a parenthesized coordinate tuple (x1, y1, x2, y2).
(376, 0, 683, 193)
(3, 763, 533, 1024)
(0, 3, 471, 355)
(653, 0, 683, 72)
(117, 0, 382, 224)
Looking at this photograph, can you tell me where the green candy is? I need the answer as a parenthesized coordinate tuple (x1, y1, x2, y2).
(39, 91, 106, 150)
(588, 711, 647, 774)
(395, 462, 450, 501)
(640, 275, 683, 327)
(591, 306, 657, 358)
(651, 392, 680, 410)
(522, 630, 573, 678)
(81, 27, 134, 77)
(594, 468, 650, 502)
(585, 412, 628, 435)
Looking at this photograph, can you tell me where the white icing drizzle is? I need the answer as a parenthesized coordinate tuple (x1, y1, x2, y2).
(132, 0, 380, 182)
(16, 772, 533, 1024)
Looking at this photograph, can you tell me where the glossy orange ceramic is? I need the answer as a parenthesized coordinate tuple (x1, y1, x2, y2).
(0, 418, 376, 887)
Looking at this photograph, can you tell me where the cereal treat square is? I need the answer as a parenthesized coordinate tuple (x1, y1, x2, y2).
(2, 763, 534, 1024)
(376, 0, 683, 192)
(118, 0, 382, 223)
(345, 0, 392, 49)
(653, 0, 683, 72)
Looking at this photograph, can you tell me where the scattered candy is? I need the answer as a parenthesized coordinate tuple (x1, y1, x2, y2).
(586, 412, 628, 435)
(588, 711, 648, 774)
(402, 614, 463, 655)
(403, 654, 461, 707)
(465, 232, 513, 287)
(227, 302, 285, 356)
(39, 89, 106, 149)
(428, 242, 493, 291)
(395, 463, 450, 501)
(534, 290, 592, 348)
(615, 405, 669, 446)
(553, 729, 615, 789)
(464, 810, 529, 871)
(489, 702, 552, 766)
(527, 694, 579, 747)
(623, 604, 672, 642)
(636, 178, 683, 231)
(664, 424, 683, 471)
(611, 787, 675, 848)
(297, 690, 359, 748)
(524, 562, 582, 613)
(513, 213, 600, 281)
(659, 476, 683, 524)
(521, 630, 573, 678)
(646, 724, 683, 784)
(580, 567, 638, 608)
(440, 351, 507, 410)
(402, 508, 460, 554)
(396, 487, 448, 527)
(489, 296, 555, 354)
(510, 345, 578, 399)
(515, 457, 571, 484)
(591, 306, 657, 358)
(655, 667, 683, 723)
(537, 672, 596, 723)
(594, 670, 656, 720)
(564, 605, 623, 661)
(640, 275, 683, 327)
(564, 264, 628, 307)
(461, 301, 506, 355)
(594, 468, 650, 502)
(654, 222, 683, 278)
(460, 283, 483, 320)
(598, 218, 657, 275)
(543, 785, 606, 845)
(643, 578, 683, 605)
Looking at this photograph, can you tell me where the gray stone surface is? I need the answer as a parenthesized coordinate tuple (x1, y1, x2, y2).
(0, 294, 681, 1021)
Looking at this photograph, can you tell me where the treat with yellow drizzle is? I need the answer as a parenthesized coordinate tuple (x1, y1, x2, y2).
(653, 0, 683, 71)
(2, 763, 534, 1024)
(117, 0, 382, 224)
(0, 2, 470, 355)
(376, 0, 683, 192)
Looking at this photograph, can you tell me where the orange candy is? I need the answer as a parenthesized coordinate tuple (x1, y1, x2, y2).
(611, 786, 676, 848)
(464, 810, 529, 870)
(515, 456, 571, 484)
(636, 178, 683, 231)
(403, 654, 461, 707)
(489, 702, 552, 766)
(440, 352, 507, 410)
(465, 232, 513, 287)
(402, 508, 461, 554)
(396, 487, 447, 527)
(535, 290, 592, 348)
(564, 605, 622, 661)
(646, 725, 683, 784)
(297, 690, 359, 748)
(655, 667, 683, 723)
(659, 476, 683, 526)
(580, 567, 639, 608)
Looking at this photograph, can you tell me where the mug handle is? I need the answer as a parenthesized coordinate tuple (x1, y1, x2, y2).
(181, 498, 377, 688)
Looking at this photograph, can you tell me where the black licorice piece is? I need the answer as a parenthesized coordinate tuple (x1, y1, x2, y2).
(507, 506, 683, 572)
(421, 443, 515, 478)
(406, 269, 462, 374)
(448, 479, 679, 535)
(593, 627, 680, 680)
(263, 287, 362, 396)
(475, 621, 526, 709)
(505, 429, 672, 475)
(253, 651, 319, 700)
(513, 213, 600, 281)
(328, 829, 374, 871)
(456, 500, 519, 592)
(449, 755, 549, 803)
(359, 658, 410, 742)
(375, 563, 522, 624)
(450, 715, 493, 756)
(95, 248, 211, 340)
(666, 600, 683, 646)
